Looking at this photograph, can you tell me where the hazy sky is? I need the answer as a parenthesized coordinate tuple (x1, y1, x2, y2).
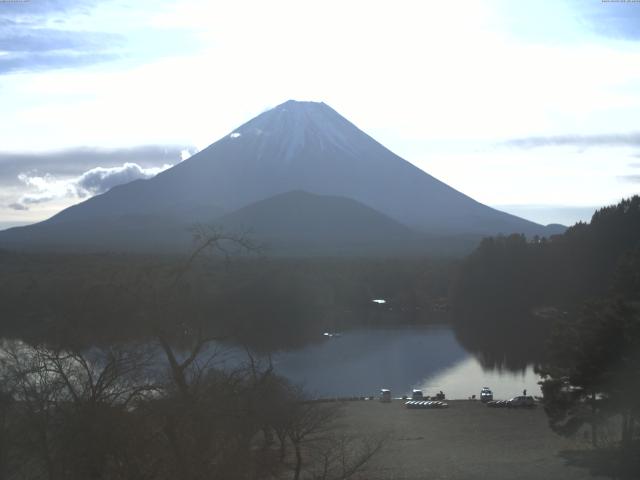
(1, 0, 639, 228)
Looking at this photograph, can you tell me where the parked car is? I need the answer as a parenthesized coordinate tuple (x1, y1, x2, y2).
(507, 395, 536, 408)
(411, 389, 424, 400)
(480, 387, 493, 402)
(380, 389, 392, 403)
(487, 400, 508, 408)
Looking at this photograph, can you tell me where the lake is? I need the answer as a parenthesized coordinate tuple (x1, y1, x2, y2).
(1, 325, 540, 400)
(215, 325, 541, 400)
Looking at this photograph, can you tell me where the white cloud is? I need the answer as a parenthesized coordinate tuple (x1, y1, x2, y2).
(75, 162, 171, 195)
(16, 172, 77, 205)
(180, 148, 194, 161)
(10, 162, 172, 210)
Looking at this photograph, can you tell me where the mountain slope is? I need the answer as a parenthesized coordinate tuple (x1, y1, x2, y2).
(216, 190, 426, 255)
(0, 212, 197, 253)
(0, 99, 561, 254)
(0, 191, 427, 255)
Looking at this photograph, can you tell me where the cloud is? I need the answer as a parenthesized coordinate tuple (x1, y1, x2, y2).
(0, 145, 190, 186)
(0, 21, 119, 53)
(0, 51, 121, 75)
(570, 0, 640, 41)
(8, 202, 28, 211)
(620, 175, 640, 184)
(15, 172, 74, 206)
(0, 0, 98, 16)
(9, 161, 174, 210)
(180, 149, 193, 161)
(75, 162, 171, 195)
(0, 19, 122, 75)
(505, 132, 640, 149)
(0, 3, 120, 74)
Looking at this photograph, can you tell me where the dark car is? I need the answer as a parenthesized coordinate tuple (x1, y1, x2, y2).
(480, 387, 493, 402)
(507, 395, 536, 408)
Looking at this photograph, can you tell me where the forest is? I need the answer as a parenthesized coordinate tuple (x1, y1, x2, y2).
(452, 196, 640, 477)
(452, 195, 640, 369)
(0, 237, 455, 351)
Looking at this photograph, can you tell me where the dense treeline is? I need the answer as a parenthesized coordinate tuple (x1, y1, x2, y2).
(452, 196, 640, 476)
(0, 245, 456, 351)
(538, 299, 640, 478)
(451, 196, 640, 369)
(538, 249, 640, 477)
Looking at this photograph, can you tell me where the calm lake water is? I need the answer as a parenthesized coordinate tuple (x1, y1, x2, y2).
(2, 325, 540, 400)
(217, 325, 541, 400)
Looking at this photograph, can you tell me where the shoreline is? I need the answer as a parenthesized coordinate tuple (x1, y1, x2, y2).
(336, 399, 604, 480)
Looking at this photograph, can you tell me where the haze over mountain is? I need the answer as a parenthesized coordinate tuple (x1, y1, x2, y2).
(0, 100, 563, 255)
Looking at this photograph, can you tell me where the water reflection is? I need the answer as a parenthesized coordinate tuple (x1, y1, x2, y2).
(1, 326, 543, 400)
(416, 357, 541, 400)
(226, 326, 542, 399)
(268, 325, 466, 397)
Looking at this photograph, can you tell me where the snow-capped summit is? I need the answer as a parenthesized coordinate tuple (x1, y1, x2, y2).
(228, 100, 360, 163)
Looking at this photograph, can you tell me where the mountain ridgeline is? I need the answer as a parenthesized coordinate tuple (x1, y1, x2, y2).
(0, 100, 563, 255)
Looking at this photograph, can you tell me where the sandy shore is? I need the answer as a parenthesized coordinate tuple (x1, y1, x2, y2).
(336, 400, 604, 480)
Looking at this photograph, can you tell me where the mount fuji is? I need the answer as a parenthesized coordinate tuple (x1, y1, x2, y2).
(0, 100, 563, 255)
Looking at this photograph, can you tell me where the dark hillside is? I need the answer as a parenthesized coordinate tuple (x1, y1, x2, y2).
(451, 196, 640, 369)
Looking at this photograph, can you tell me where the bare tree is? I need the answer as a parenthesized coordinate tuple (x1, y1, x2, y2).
(0, 341, 158, 480)
(306, 433, 386, 480)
